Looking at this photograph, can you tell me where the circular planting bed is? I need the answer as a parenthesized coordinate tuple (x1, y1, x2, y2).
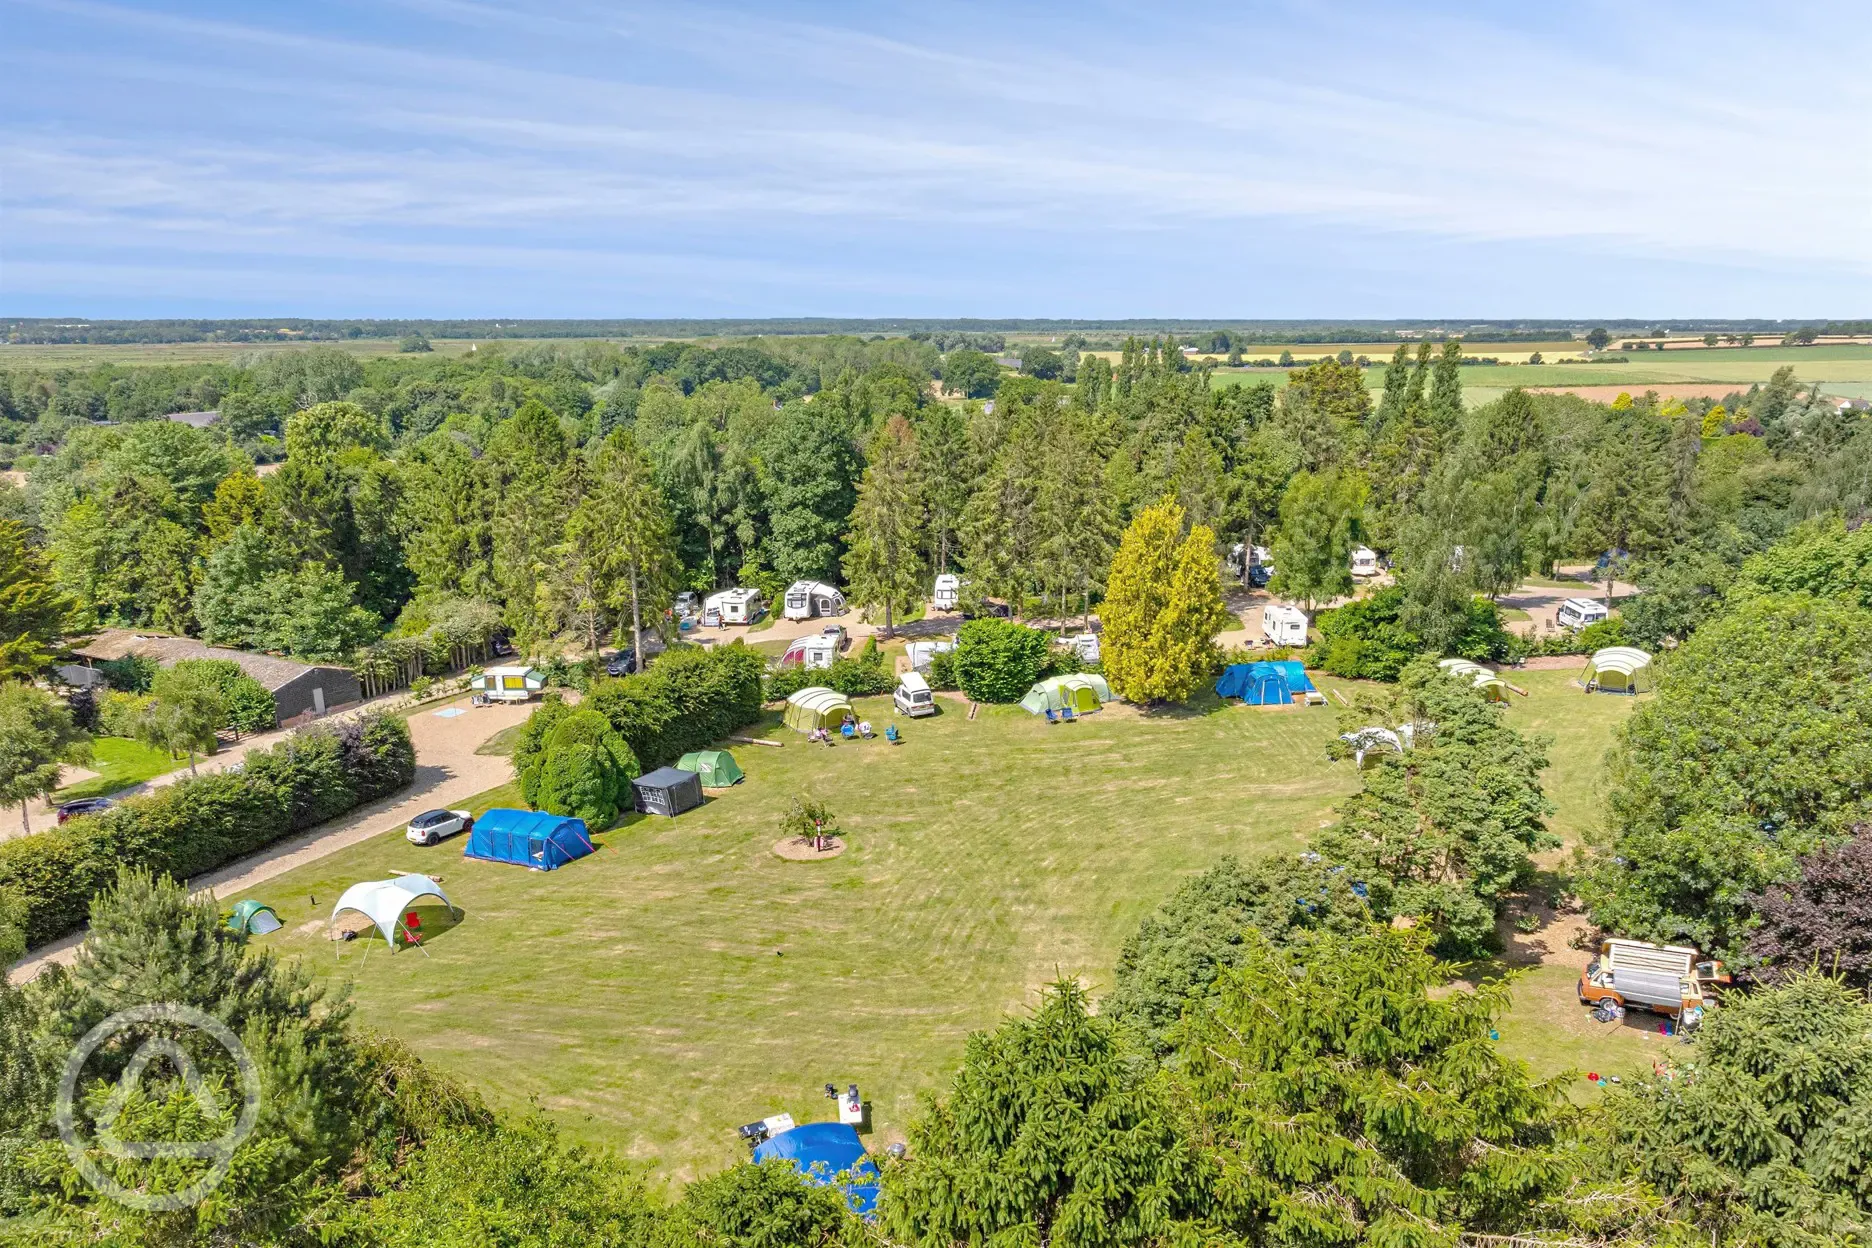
(771, 836, 846, 861)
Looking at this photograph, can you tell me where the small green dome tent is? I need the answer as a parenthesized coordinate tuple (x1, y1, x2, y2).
(227, 899, 282, 936)
(678, 749, 744, 787)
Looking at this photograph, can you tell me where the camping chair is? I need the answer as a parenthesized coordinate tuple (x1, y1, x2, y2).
(1044, 708, 1058, 724)
(885, 724, 900, 744)
(1060, 706, 1076, 722)
(858, 721, 875, 739)
(840, 722, 857, 740)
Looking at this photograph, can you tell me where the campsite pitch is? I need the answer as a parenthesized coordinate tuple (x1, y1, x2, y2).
(234, 666, 1636, 1181)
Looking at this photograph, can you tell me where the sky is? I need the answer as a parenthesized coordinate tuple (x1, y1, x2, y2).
(2, 0, 1868, 319)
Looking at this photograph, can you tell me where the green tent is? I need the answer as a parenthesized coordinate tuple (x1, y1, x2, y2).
(784, 686, 854, 733)
(678, 749, 744, 787)
(227, 899, 282, 936)
(1019, 674, 1112, 715)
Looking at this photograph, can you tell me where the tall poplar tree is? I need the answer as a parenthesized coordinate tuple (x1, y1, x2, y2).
(843, 416, 925, 638)
(1428, 339, 1465, 434)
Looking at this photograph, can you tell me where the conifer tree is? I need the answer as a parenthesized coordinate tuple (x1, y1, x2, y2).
(1373, 341, 1413, 431)
(0, 519, 78, 682)
(1428, 338, 1465, 434)
(843, 416, 925, 638)
(1101, 497, 1229, 703)
(568, 430, 680, 671)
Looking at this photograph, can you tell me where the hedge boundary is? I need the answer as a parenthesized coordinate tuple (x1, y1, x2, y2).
(0, 711, 416, 949)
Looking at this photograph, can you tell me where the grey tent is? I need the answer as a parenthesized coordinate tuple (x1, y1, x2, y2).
(632, 767, 704, 818)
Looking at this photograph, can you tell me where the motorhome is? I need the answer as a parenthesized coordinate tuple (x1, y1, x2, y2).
(1578, 939, 1727, 1022)
(1261, 604, 1309, 647)
(703, 587, 764, 626)
(1556, 597, 1610, 630)
(932, 574, 961, 611)
(783, 581, 846, 621)
(894, 671, 938, 717)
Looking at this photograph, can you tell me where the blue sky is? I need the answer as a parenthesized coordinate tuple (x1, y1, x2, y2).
(2, 0, 1867, 318)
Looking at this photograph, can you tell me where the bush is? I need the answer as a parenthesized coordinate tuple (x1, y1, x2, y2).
(586, 643, 765, 770)
(172, 658, 276, 735)
(522, 708, 639, 827)
(96, 654, 157, 693)
(763, 663, 816, 702)
(927, 649, 957, 691)
(1575, 615, 1628, 650)
(97, 689, 152, 738)
(0, 712, 414, 948)
(1314, 588, 1420, 681)
(825, 645, 891, 696)
(953, 619, 1050, 702)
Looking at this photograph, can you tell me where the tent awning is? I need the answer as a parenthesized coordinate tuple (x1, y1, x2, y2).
(331, 875, 455, 949)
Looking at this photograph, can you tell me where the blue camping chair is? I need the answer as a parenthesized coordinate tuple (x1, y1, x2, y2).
(1061, 706, 1077, 722)
(839, 721, 857, 740)
(1044, 708, 1058, 723)
(885, 724, 900, 743)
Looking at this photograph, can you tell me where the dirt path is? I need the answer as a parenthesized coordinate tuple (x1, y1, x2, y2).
(1500, 571, 1640, 636)
(7, 694, 533, 985)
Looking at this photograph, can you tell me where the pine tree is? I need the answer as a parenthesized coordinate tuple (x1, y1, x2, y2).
(568, 431, 681, 670)
(0, 519, 77, 681)
(1101, 497, 1230, 703)
(1033, 417, 1118, 628)
(843, 416, 925, 638)
(913, 406, 970, 574)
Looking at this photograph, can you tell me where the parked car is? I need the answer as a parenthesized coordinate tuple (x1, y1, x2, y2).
(56, 797, 115, 824)
(406, 809, 473, 846)
(605, 650, 638, 677)
(820, 623, 848, 652)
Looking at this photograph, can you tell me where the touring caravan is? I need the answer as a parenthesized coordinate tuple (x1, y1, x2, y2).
(932, 574, 961, 611)
(703, 587, 764, 626)
(904, 639, 955, 672)
(783, 581, 846, 621)
(472, 665, 545, 703)
(1556, 597, 1610, 630)
(780, 634, 837, 671)
(1350, 546, 1380, 577)
(1261, 604, 1309, 647)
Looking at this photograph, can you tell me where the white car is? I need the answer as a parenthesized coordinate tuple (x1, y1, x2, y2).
(406, 809, 473, 846)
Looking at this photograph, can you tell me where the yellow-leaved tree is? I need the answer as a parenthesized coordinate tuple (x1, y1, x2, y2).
(1101, 497, 1230, 704)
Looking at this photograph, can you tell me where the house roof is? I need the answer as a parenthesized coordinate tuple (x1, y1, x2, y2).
(164, 410, 220, 428)
(73, 629, 339, 691)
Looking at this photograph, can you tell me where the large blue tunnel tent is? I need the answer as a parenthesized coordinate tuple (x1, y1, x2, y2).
(463, 808, 594, 871)
(752, 1122, 881, 1217)
(1215, 660, 1314, 706)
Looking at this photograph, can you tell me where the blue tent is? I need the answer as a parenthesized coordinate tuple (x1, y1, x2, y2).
(463, 808, 594, 871)
(1216, 660, 1314, 706)
(752, 1123, 880, 1217)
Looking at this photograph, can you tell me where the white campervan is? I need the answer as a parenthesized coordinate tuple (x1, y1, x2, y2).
(894, 671, 937, 717)
(932, 573, 961, 611)
(703, 587, 764, 626)
(1556, 597, 1610, 630)
(782, 581, 846, 621)
(1350, 546, 1380, 577)
(1262, 604, 1309, 647)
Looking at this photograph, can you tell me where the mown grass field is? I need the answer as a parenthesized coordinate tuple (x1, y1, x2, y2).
(233, 667, 1642, 1182)
(54, 736, 181, 802)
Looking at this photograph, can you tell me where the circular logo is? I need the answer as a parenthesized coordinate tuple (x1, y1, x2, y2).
(54, 1002, 263, 1212)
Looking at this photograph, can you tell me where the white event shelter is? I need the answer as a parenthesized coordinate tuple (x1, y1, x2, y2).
(331, 874, 457, 952)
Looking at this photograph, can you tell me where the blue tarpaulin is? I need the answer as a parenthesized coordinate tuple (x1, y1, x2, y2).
(753, 1123, 881, 1217)
(1216, 660, 1314, 706)
(463, 808, 594, 871)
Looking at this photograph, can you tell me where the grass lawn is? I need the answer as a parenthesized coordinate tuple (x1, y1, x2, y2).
(475, 724, 525, 757)
(55, 737, 182, 801)
(233, 671, 1639, 1183)
(1499, 668, 1636, 847)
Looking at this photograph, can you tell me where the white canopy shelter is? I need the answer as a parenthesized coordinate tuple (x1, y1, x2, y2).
(331, 874, 457, 953)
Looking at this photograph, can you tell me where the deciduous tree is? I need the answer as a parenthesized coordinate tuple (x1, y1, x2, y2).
(0, 682, 90, 835)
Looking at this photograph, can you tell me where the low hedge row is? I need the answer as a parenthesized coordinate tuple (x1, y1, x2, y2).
(0, 712, 415, 949)
(585, 643, 765, 770)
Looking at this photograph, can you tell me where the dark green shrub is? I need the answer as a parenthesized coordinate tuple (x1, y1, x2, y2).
(927, 649, 957, 691)
(586, 643, 765, 769)
(522, 709, 639, 827)
(953, 620, 1049, 702)
(764, 663, 816, 702)
(97, 654, 157, 693)
(171, 658, 277, 735)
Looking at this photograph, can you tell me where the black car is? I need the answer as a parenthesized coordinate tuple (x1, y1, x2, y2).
(56, 797, 115, 824)
(1246, 565, 1272, 588)
(605, 650, 638, 677)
